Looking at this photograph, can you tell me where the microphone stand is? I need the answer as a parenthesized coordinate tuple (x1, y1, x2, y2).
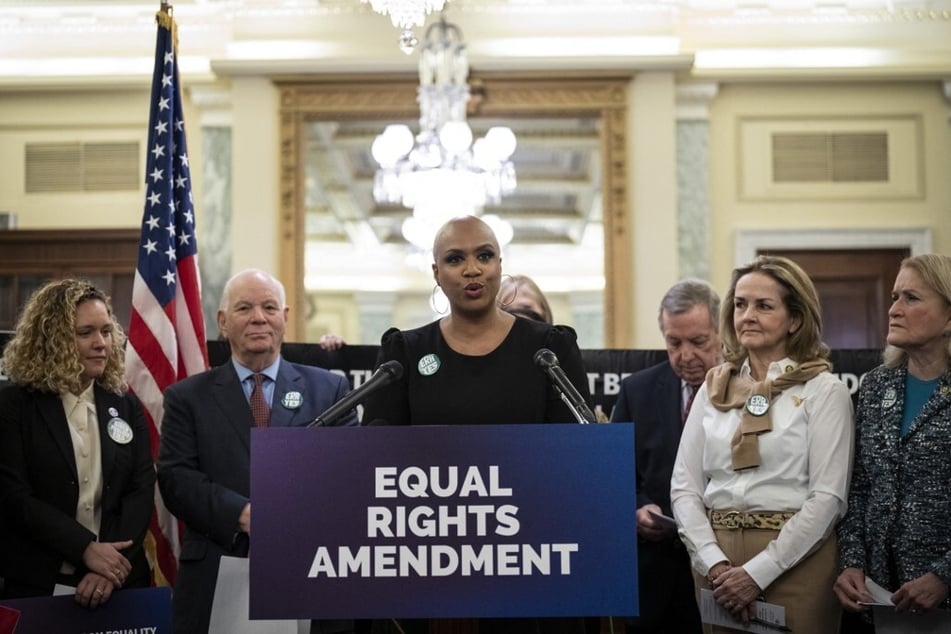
(558, 391, 594, 424)
(534, 347, 597, 424)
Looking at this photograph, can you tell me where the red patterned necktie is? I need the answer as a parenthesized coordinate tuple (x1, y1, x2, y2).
(683, 385, 698, 425)
(250, 373, 270, 428)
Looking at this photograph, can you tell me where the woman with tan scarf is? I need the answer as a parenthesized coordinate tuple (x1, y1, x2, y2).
(670, 255, 854, 633)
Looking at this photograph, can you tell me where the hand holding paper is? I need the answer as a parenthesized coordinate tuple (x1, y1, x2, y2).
(700, 588, 788, 633)
(637, 504, 676, 540)
(833, 566, 874, 611)
(853, 576, 951, 634)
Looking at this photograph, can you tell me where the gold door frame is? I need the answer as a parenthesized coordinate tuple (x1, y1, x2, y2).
(277, 72, 632, 346)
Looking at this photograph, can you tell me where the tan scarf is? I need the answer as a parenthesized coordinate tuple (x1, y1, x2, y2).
(706, 359, 831, 471)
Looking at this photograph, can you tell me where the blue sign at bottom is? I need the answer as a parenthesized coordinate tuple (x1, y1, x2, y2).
(251, 423, 638, 620)
(0, 586, 171, 634)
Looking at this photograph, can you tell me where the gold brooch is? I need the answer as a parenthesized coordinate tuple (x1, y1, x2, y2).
(791, 396, 806, 407)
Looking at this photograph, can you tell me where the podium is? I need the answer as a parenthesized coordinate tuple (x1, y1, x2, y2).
(248, 423, 638, 621)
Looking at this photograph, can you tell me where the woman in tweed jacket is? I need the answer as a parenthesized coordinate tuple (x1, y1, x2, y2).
(835, 254, 951, 616)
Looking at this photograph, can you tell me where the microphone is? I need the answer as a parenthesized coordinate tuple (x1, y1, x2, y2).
(534, 348, 597, 424)
(308, 360, 403, 428)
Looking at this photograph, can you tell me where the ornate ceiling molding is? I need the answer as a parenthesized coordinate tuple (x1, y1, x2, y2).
(2, 1, 950, 86)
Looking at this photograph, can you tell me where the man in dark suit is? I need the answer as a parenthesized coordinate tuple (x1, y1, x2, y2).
(157, 268, 358, 633)
(611, 279, 721, 634)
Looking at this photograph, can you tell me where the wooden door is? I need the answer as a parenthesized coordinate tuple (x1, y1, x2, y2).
(0, 229, 138, 331)
(759, 248, 908, 350)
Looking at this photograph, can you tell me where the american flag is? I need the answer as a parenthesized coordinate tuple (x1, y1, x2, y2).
(124, 6, 209, 587)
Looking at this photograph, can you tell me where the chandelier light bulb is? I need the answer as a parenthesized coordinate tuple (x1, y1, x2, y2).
(371, 124, 414, 167)
(438, 121, 473, 156)
(485, 126, 517, 160)
(370, 135, 389, 166)
(401, 216, 437, 250)
(385, 124, 415, 157)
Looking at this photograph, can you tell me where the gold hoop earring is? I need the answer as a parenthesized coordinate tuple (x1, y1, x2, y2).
(498, 274, 517, 308)
(430, 285, 449, 315)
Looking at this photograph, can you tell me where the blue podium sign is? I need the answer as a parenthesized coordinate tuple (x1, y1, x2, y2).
(250, 423, 637, 620)
(0, 587, 171, 634)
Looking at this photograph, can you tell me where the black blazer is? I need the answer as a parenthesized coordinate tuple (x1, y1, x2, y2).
(611, 361, 698, 626)
(0, 383, 155, 596)
(612, 361, 683, 514)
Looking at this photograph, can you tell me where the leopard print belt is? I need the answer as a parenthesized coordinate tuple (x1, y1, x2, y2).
(709, 509, 794, 530)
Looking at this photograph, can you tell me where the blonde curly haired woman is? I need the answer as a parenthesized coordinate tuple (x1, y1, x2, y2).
(0, 279, 154, 608)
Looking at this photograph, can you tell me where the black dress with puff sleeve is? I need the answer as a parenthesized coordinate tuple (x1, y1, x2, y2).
(362, 316, 592, 426)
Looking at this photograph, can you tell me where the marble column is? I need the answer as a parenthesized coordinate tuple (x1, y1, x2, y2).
(570, 290, 604, 350)
(190, 84, 233, 338)
(354, 291, 397, 345)
(675, 81, 718, 282)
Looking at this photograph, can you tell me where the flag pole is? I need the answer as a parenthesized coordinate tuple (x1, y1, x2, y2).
(127, 0, 208, 587)
(156, 3, 177, 53)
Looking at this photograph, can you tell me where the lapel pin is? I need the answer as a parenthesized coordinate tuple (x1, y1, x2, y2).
(745, 394, 770, 417)
(882, 387, 898, 409)
(281, 391, 303, 409)
(418, 354, 440, 376)
(107, 417, 134, 445)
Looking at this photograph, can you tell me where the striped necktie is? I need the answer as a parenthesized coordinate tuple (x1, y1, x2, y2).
(683, 384, 698, 425)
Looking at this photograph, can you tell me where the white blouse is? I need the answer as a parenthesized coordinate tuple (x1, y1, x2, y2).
(670, 357, 854, 590)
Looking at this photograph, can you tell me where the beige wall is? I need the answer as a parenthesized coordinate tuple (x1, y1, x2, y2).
(0, 87, 204, 233)
(707, 80, 951, 293)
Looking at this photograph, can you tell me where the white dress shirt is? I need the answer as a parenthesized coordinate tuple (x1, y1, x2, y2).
(670, 357, 854, 590)
(60, 383, 104, 574)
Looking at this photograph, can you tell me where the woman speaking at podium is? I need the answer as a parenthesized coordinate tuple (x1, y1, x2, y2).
(362, 214, 591, 429)
(362, 214, 593, 634)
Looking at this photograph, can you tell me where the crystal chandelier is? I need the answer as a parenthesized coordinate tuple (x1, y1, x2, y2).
(371, 16, 517, 253)
(362, 0, 447, 54)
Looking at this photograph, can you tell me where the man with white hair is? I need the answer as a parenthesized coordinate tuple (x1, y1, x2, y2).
(611, 279, 721, 634)
(158, 268, 358, 633)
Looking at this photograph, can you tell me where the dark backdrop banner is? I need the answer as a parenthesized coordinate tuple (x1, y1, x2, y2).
(0, 331, 882, 417)
(208, 341, 881, 418)
(250, 423, 638, 619)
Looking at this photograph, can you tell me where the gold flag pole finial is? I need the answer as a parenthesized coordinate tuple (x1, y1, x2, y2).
(156, 2, 178, 53)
